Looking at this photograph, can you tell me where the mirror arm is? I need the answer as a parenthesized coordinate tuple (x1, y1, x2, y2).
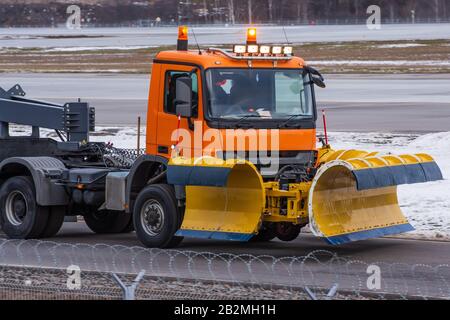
(189, 67, 198, 76)
(305, 65, 325, 81)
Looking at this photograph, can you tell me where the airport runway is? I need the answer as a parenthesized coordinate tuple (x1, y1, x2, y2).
(1, 73, 449, 132)
(1, 24, 450, 48)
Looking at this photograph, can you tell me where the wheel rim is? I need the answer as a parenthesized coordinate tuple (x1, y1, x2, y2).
(5, 190, 28, 226)
(140, 199, 165, 236)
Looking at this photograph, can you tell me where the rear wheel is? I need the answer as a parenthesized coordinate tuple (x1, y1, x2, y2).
(40, 206, 66, 238)
(84, 209, 132, 234)
(133, 184, 183, 248)
(0, 176, 49, 239)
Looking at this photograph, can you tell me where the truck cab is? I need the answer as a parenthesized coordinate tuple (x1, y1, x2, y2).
(146, 30, 321, 177)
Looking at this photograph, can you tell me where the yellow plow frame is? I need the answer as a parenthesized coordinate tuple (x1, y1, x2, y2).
(167, 157, 265, 240)
(308, 149, 442, 244)
(167, 149, 442, 244)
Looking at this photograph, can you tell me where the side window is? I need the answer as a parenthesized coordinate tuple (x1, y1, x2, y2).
(164, 71, 198, 116)
(274, 71, 305, 115)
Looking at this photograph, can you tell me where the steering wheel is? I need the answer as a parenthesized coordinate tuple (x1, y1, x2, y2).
(222, 97, 260, 117)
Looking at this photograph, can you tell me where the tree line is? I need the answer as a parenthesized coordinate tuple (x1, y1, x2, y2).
(170, 0, 450, 25)
(1, 0, 449, 27)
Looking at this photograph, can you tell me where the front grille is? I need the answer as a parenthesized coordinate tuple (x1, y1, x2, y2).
(217, 150, 317, 177)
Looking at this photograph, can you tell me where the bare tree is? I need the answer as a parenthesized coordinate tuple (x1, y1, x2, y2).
(228, 0, 235, 24)
(268, 0, 274, 23)
(203, 0, 208, 23)
(434, 0, 440, 21)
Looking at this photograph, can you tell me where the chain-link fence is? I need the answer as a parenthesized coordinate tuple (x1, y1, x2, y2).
(0, 239, 449, 300)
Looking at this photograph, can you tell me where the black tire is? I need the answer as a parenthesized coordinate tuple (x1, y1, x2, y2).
(133, 184, 183, 248)
(275, 223, 302, 242)
(84, 209, 132, 234)
(40, 206, 66, 238)
(120, 217, 135, 233)
(0, 176, 49, 239)
(250, 223, 276, 242)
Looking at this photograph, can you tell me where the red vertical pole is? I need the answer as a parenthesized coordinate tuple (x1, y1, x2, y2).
(176, 115, 181, 145)
(137, 116, 141, 156)
(322, 110, 329, 145)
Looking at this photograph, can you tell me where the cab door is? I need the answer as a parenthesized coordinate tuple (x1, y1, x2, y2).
(155, 64, 201, 159)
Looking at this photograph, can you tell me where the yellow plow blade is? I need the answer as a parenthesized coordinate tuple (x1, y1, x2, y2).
(309, 150, 443, 244)
(167, 157, 265, 241)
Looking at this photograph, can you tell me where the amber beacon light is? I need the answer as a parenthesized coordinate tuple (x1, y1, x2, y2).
(246, 27, 257, 44)
(177, 25, 188, 50)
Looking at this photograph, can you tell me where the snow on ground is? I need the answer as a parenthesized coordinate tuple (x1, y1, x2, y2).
(89, 126, 145, 149)
(375, 43, 427, 48)
(42, 46, 157, 52)
(10, 125, 450, 241)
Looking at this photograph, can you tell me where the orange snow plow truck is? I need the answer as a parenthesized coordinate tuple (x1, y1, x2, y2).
(0, 27, 443, 248)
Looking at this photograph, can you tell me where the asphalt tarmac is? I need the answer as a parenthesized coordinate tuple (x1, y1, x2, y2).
(1, 73, 449, 132)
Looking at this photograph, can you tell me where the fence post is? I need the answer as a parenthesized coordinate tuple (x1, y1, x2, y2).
(304, 286, 318, 300)
(304, 283, 339, 300)
(326, 283, 339, 300)
(112, 270, 146, 300)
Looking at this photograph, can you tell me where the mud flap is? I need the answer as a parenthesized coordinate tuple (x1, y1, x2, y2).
(167, 158, 265, 241)
(309, 152, 443, 245)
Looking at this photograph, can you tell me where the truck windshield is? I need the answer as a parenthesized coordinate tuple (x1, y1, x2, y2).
(206, 68, 314, 120)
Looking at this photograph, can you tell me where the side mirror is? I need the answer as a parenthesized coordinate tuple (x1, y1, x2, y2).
(175, 76, 193, 118)
(312, 76, 326, 88)
(305, 66, 326, 88)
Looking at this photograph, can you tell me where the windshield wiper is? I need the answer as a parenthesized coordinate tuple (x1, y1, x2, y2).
(234, 114, 260, 128)
(277, 115, 304, 128)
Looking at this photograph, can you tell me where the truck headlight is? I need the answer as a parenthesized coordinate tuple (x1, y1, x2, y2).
(259, 45, 271, 54)
(283, 46, 293, 55)
(271, 46, 282, 54)
(233, 45, 247, 54)
(247, 45, 259, 54)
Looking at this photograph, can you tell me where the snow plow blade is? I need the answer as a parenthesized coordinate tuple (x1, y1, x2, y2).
(167, 158, 265, 241)
(309, 150, 443, 245)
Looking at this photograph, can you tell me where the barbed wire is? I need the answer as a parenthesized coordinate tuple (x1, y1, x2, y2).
(0, 239, 449, 300)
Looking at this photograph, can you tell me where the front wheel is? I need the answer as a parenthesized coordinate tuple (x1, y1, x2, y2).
(275, 223, 302, 242)
(250, 223, 276, 242)
(133, 184, 183, 248)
